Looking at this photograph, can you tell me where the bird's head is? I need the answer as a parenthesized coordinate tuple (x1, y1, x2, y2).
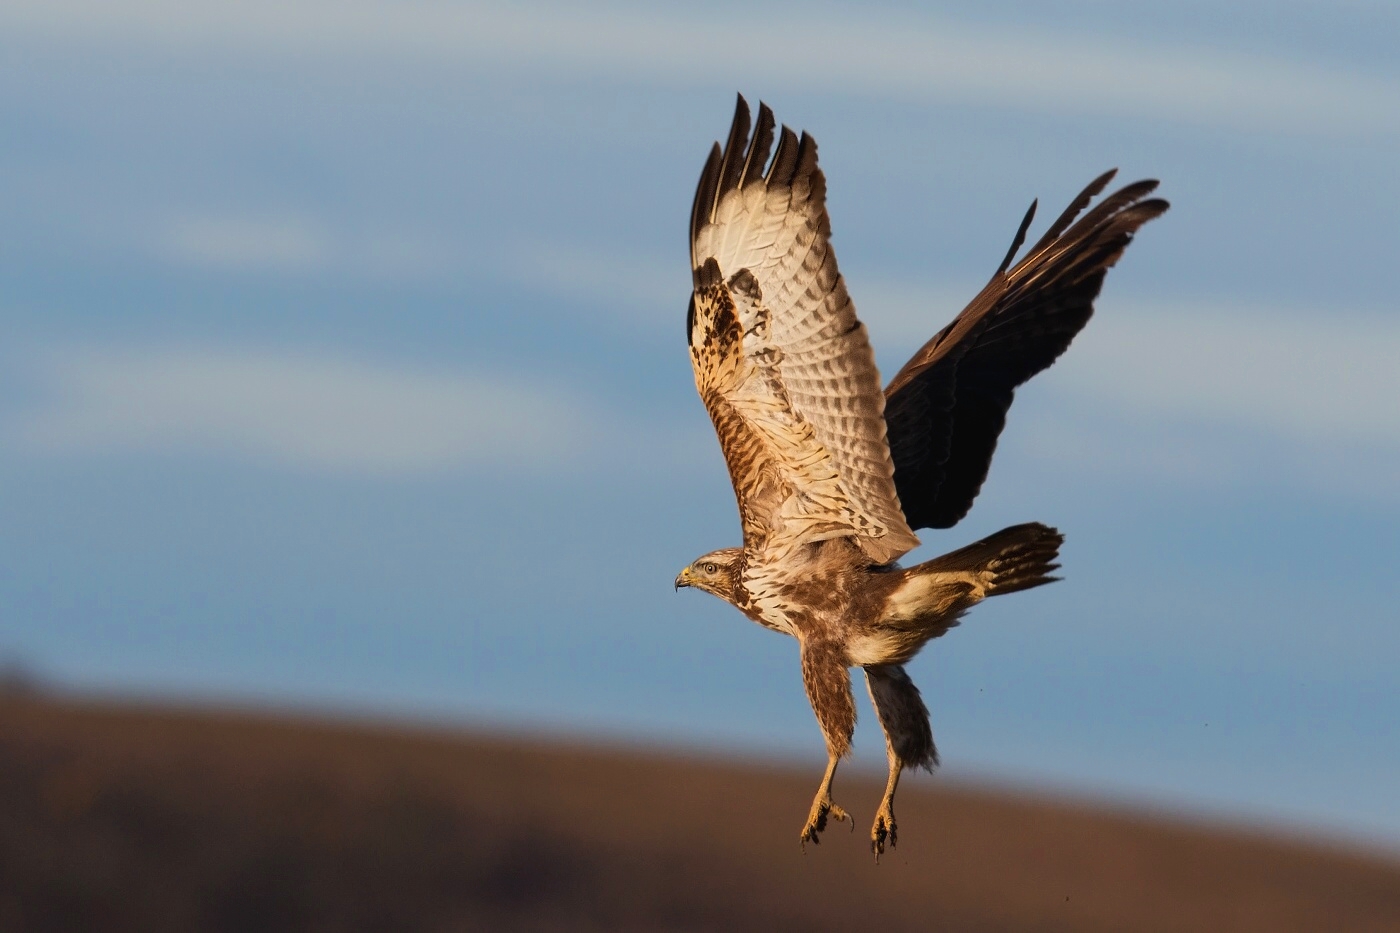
(674, 548, 743, 605)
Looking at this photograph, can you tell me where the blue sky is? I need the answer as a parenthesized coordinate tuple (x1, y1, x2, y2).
(1, 0, 1397, 850)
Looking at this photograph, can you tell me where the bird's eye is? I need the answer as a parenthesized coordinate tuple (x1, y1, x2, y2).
(703, 562, 718, 574)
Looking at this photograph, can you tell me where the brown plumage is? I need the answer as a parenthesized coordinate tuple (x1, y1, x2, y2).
(675, 95, 1168, 859)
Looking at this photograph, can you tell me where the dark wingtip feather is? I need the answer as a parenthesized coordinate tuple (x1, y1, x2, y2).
(1077, 178, 1160, 225)
(716, 95, 751, 210)
(1026, 168, 1120, 258)
(767, 125, 800, 185)
(689, 142, 722, 261)
(690, 95, 834, 280)
(740, 102, 777, 189)
(886, 169, 1168, 533)
(794, 131, 819, 181)
(1133, 197, 1171, 220)
(996, 199, 1038, 276)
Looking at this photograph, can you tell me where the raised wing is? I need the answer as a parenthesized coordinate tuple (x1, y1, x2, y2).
(884, 170, 1169, 530)
(688, 95, 918, 566)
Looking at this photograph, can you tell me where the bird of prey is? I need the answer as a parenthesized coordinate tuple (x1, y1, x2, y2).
(674, 95, 1167, 858)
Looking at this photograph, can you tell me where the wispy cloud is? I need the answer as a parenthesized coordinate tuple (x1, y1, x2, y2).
(147, 215, 692, 319)
(161, 216, 331, 272)
(500, 243, 1400, 472)
(480, 241, 1400, 483)
(860, 287, 1400, 498)
(3, 345, 597, 475)
(154, 214, 460, 280)
(519, 240, 1400, 497)
(1028, 301, 1400, 499)
(1044, 301, 1400, 451)
(852, 283, 1400, 455)
(4, 0, 1396, 136)
(494, 242, 686, 323)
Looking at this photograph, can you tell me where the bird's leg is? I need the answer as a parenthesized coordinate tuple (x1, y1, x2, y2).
(799, 752, 849, 849)
(871, 750, 901, 860)
(864, 664, 937, 861)
(798, 639, 856, 850)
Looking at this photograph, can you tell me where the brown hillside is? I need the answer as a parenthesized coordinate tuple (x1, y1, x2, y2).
(1, 692, 1397, 932)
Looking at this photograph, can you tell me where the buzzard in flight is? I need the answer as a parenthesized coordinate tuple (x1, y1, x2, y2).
(674, 95, 1167, 858)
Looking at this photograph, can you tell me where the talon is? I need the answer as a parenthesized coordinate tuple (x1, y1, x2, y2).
(870, 806, 898, 862)
(799, 796, 848, 849)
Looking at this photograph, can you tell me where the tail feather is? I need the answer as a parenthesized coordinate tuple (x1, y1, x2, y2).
(924, 522, 1064, 596)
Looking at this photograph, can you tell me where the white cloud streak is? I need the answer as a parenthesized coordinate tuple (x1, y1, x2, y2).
(3, 0, 1396, 136)
(153, 213, 487, 281)
(490, 234, 1400, 496)
(1047, 301, 1400, 452)
(515, 240, 1400, 494)
(860, 285, 1400, 497)
(485, 237, 1400, 473)
(495, 242, 685, 323)
(524, 241, 1400, 467)
(3, 345, 595, 475)
(854, 285, 1400, 453)
(3, 293, 1394, 498)
(161, 216, 331, 272)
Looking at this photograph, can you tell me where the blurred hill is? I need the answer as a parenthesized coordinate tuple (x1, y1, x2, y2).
(1, 692, 1397, 932)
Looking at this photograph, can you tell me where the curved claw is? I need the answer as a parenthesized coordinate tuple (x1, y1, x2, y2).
(799, 798, 849, 850)
(870, 805, 898, 862)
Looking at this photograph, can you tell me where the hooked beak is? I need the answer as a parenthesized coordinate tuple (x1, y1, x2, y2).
(674, 568, 692, 591)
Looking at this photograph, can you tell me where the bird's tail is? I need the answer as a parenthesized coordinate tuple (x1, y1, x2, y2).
(922, 522, 1063, 596)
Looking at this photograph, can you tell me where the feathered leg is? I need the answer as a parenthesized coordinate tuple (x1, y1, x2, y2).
(800, 752, 848, 850)
(864, 664, 937, 860)
(799, 639, 855, 849)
